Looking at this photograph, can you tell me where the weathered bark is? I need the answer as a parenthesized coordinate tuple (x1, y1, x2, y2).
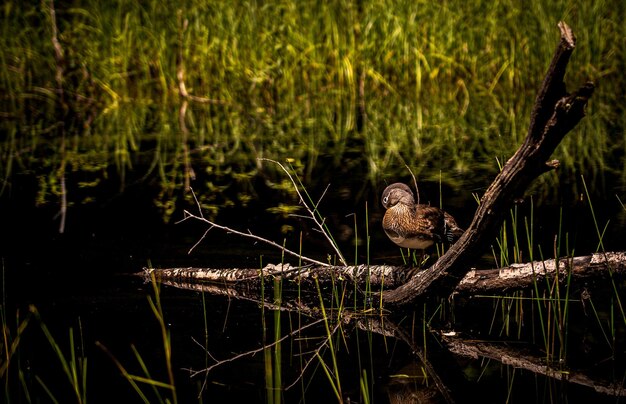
(144, 251, 626, 296)
(144, 263, 407, 287)
(457, 251, 626, 294)
(440, 333, 626, 396)
(381, 22, 594, 305)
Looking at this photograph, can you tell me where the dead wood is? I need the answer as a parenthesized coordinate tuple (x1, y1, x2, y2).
(382, 22, 595, 306)
(144, 263, 405, 288)
(143, 251, 626, 296)
(457, 251, 626, 294)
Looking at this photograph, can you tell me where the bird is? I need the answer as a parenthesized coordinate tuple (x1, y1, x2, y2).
(381, 183, 464, 257)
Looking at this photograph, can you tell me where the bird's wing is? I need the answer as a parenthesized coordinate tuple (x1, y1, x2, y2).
(411, 205, 446, 242)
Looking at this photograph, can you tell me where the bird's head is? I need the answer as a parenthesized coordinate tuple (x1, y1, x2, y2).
(381, 183, 415, 209)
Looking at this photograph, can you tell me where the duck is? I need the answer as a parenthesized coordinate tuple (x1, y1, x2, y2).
(381, 183, 463, 254)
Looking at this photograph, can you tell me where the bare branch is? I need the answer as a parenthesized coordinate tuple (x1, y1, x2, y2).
(183, 207, 330, 267)
(285, 321, 342, 390)
(259, 158, 347, 266)
(180, 186, 331, 266)
(188, 226, 212, 255)
(146, 252, 626, 295)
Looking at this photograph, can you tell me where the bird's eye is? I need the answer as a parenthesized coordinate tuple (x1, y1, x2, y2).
(383, 196, 389, 205)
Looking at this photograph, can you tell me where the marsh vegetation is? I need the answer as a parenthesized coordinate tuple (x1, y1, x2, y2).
(1, 0, 624, 219)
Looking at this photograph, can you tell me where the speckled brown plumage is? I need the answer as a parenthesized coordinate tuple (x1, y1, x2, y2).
(381, 183, 463, 251)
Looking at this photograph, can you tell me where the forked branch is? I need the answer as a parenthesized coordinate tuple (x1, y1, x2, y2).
(179, 157, 348, 267)
(259, 158, 348, 266)
(382, 22, 595, 305)
(178, 188, 331, 267)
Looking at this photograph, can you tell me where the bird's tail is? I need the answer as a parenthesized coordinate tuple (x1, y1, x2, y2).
(444, 212, 464, 244)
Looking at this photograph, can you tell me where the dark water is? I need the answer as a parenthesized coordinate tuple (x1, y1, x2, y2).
(2, 173, 626, 402)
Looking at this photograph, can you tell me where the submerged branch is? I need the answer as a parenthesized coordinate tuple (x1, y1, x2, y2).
(185, 317, 327, 379)
(175, 285, 456, 403)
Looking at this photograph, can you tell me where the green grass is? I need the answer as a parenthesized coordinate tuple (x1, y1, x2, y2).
(0, 267, 31, 400)
(28, 307, 88, 404)
(0, 0, 624, 221)
(582, 176, 626, 329)
(477, 171, 626, 368)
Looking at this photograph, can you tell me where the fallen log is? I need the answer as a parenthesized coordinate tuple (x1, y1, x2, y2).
(143, 251, 626, 295)
(143, 260, 626, 399)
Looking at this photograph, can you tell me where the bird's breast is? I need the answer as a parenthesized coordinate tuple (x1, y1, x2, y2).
(383, 205, 437, 249)
(392, 237, 434, 250)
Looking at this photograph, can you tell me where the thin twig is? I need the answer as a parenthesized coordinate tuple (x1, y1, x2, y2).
(315, 183, 331, 209)
(259, 158, 347, 266)
(180, 211, 328, 266)
(187, 226, 212, 255)
(181, 188, 330, 267)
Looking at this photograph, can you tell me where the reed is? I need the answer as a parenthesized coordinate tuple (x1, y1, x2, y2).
(483, 193, 580, 363)
(0, 263, 32, 399)
(30, 307, 88, 404)
(582, 176, 626, 333)
(1, 0, 623, 220)
(479, 168, 626, 371)
(314, 278, 343, 401)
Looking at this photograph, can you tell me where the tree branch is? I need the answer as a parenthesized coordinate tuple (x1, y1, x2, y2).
(381, 22, 594, 306)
